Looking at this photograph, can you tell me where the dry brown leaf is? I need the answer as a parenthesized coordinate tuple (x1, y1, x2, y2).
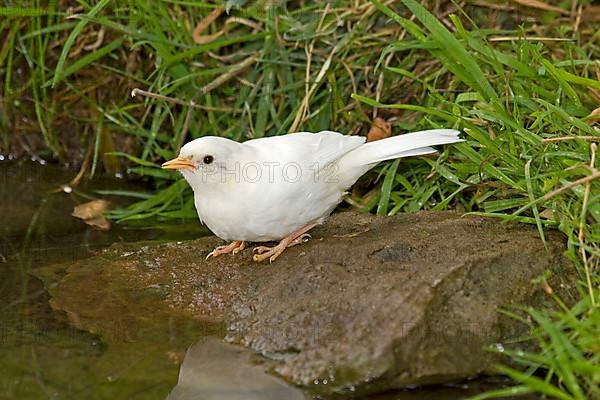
(83, 26, 105, 51)
(166, 351, 185, 365)
(585, 106, 600, 125)
(194, 31, 225, 45)
(539, 208, 555, 220)
(487, 125, 497, 140)
(366, 117, 391, 142)
(541, 279, 553, 295)
(193, 7, 225, 45)
(72, 200, 111, 230)
(511, 0, 569, 15)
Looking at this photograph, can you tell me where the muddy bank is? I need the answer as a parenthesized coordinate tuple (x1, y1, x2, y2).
(35, 211, 576, 396)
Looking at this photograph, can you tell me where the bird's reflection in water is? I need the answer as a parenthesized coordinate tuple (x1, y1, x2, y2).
(168, 337, 305, 400)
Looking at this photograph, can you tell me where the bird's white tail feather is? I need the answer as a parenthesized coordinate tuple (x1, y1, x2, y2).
(352, 129, 462, 166)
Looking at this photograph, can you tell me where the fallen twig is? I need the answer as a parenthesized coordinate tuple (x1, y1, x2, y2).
(131, 88, 243, 113)
(542, 136, 600, 143)
(489, 36, 575, 42)
(579, 143, 597, 306)
(178, 54, 258, 151)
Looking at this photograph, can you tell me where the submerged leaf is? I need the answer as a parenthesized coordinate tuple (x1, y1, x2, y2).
(72, 199, 111, 230)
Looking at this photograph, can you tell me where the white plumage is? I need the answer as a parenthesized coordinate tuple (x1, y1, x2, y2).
(163, 129, 462, 261)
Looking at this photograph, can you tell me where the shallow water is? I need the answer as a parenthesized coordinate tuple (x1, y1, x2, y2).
(0, 161, 207, 399)
(0, 161, 536, 399)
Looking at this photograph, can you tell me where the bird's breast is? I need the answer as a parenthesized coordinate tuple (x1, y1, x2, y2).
(193, 177, 344, 242)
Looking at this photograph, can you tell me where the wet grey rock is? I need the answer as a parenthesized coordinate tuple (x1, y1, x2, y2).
(167, 337, 305, 400)
(36, 211, 577, 396)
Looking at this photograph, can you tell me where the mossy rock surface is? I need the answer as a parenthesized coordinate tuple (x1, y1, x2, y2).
(36, 211, 577, 396)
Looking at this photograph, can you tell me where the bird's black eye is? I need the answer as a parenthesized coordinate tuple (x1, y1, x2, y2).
(203, 155, 214, 164)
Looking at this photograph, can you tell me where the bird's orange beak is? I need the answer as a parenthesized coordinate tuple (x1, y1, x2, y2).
(161, 157, 196, 171)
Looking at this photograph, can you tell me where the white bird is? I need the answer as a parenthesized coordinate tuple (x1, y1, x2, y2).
(162, 129, 462, 262)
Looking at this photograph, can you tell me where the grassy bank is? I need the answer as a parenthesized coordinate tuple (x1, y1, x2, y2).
(1, 0, 599, 398)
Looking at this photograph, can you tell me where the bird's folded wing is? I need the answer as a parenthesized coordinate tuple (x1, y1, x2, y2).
(302, 130, 366, 168)
(244, 130, 365, 169)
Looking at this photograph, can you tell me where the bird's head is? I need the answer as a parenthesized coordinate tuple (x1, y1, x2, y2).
(162, 136, 241, 189)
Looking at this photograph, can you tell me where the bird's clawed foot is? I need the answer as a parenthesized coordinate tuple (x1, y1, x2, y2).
(289, 233, 311, 247)
(206, 241, 246, 260)
(252, 245, 284, 263)
(252, 229, 314, 263)
(252, 234, 311, 255)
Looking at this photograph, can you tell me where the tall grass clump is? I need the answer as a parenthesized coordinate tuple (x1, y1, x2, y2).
(364, 1, 599, 398)
(2, 0, 418, 219)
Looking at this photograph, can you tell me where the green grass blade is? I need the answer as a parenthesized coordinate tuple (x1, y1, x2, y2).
(51, 0, 110, 88)
(467, 385, 534, 400)
(524, 160, 547, 248)
(377, 159, 400, 215)
(0, 7, 59, 17)
(390, 0, 498, 102)
(528, 309, 586, 400)
(495, 364, 575, 400)
(45, 37, 124, 87)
